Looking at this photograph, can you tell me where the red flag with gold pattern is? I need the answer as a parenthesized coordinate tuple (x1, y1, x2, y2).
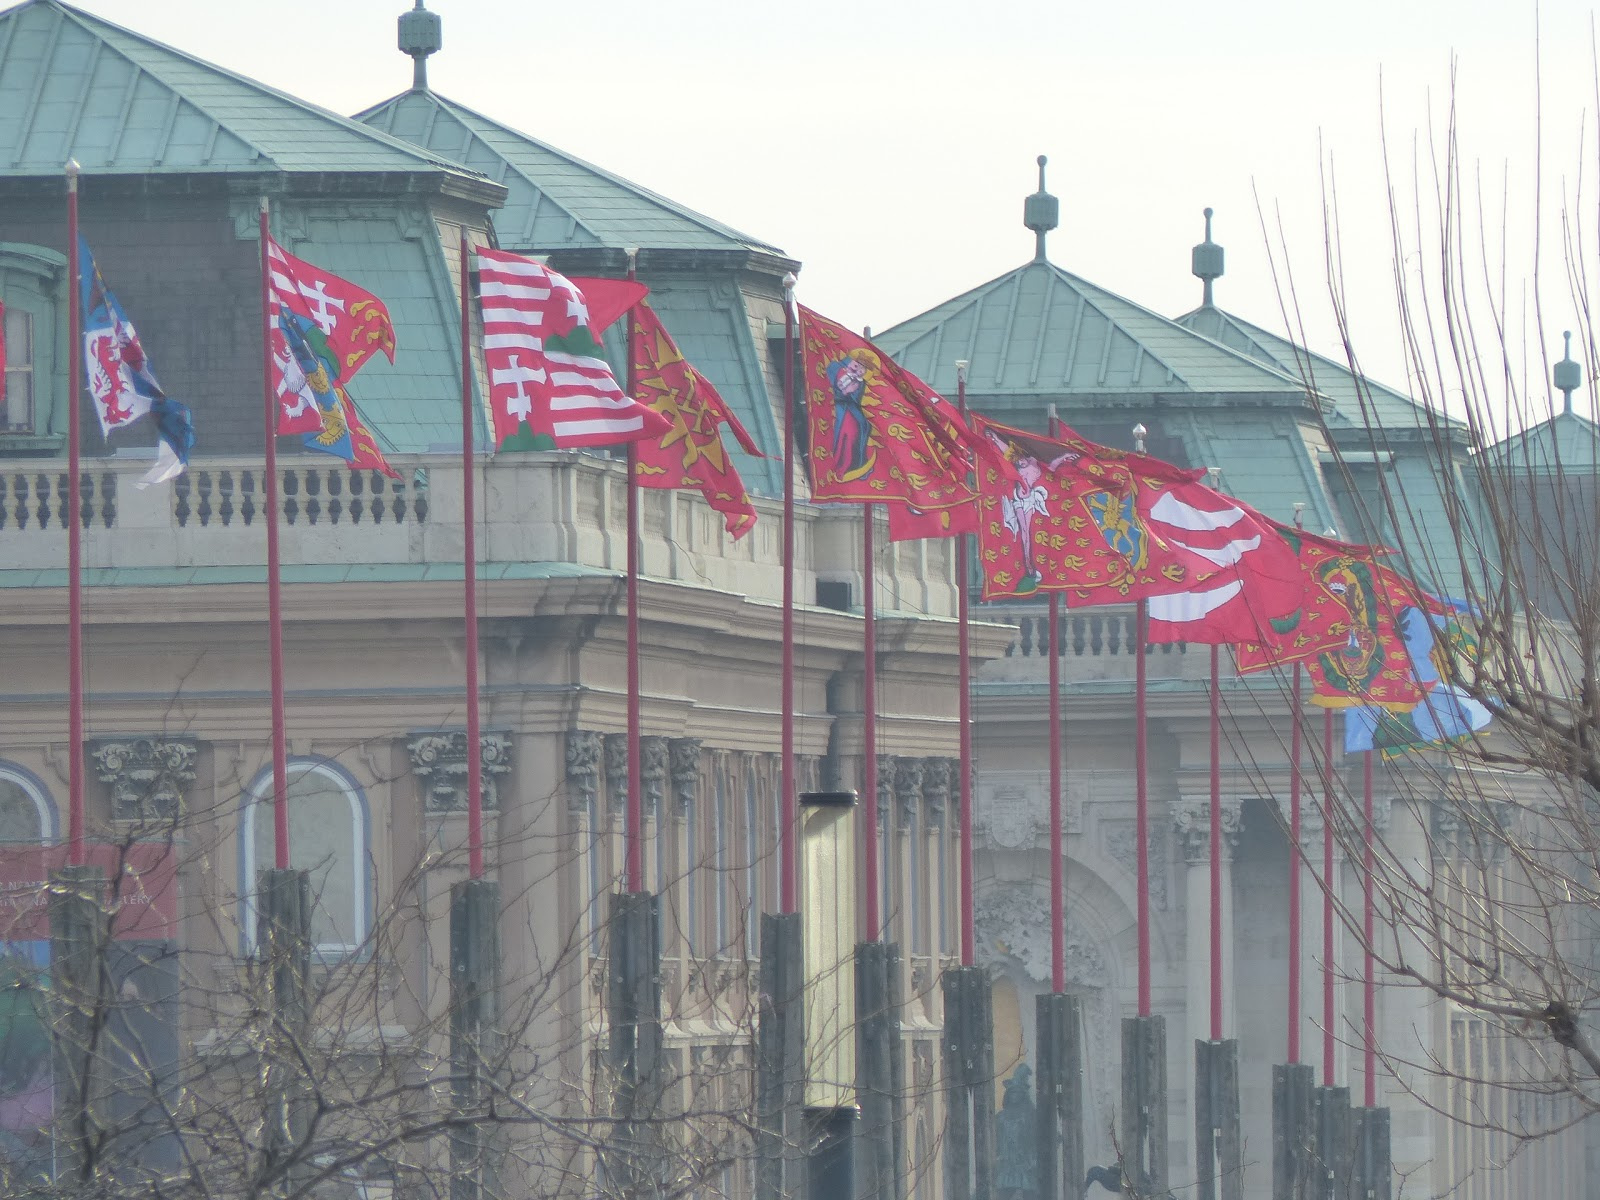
(798, 306, 975, 511)
(630, 297, 761, 539)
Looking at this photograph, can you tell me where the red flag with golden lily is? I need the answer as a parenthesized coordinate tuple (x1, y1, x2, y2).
(975, 417, 1261, 604)
(798, 306, 975, 511)
(628, 297, 762, 538)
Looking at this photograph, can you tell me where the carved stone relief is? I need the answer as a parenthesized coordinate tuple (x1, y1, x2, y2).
(894, 757, 925, 826)
(668, 737, 702, 814)
(1102, 819, 1168, 910)
(565, 730, 603, 816)
(603, 734, 628, 816)
(406, 731, 512, 813)
(91, 738, 197, 823)
(974, 881, 1110, 989)
(639, 736, 668, 818)
(922, 758, 953, 829)
(1170, 797, 1242, 864)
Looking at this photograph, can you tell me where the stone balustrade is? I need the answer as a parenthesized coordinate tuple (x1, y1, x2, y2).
(0, 451, 961, 618)
(977, 601, 1208, 683)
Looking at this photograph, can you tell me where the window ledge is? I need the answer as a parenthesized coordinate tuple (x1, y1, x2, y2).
(0, 434, 64, 455)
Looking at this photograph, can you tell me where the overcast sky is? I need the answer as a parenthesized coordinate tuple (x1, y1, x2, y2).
(68, 0, 1600, 419)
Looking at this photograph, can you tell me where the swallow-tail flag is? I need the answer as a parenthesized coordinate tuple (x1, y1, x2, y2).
(1301, 559, 1440, 709)
(476, 248, 667, 451)
(79, 237, 195, 488)
(625, 296, 761, 538)
(798, 307, 980, 512)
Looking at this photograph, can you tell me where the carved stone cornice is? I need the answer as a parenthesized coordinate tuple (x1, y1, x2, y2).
(922, 758, 954, 829)
(895, 757, 925, 826)
(1171, 797, 1242, 864)
(565, 730, 603, 815)
(668, 737, 702, 814)
(406, 730, 512, 813)
(91, 738, 197, 823)
(603, 734, 628, 816)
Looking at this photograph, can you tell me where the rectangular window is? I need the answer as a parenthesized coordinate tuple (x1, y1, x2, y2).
(2, 305, 34, 433)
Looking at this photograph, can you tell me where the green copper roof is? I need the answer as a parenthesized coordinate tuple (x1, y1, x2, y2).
(1177, 304, 1463, 435)
(355, 89, 783, 256)
(0, 0, 489, 182)
(873, 258, 1316, 404)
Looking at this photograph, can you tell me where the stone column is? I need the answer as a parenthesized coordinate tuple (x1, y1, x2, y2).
(1173, 795, 1241, 1044)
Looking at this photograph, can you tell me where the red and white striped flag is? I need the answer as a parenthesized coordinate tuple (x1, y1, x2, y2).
(474, 247, 668, 451)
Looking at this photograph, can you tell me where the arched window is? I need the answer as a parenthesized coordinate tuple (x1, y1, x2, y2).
(240, 759, 370, 959)
(0, 762, 57, 844)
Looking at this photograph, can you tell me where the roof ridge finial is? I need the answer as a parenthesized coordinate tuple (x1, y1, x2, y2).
(398, 0, 442, 92)
(1023, 154, 1059, 264)
(1192, 206, 1224, 308)
(1555, 329, 1582, 415)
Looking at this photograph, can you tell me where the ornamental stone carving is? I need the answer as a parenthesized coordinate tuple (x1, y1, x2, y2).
(668, 737, 702, 814)
(876, 755, 895, 827)
(92, 738, 197, 822)
(1171, 797, 1242, 864)
(923, 758, 954, 829)
(894, 757, 925, 826)
(565, 730, 603, 815)
(974, 881, 1110, 988)
(639, 736, 668, 817)
(977, 781, 1041, 851)
(407, 731, 512, 813)
(603, 734, 628, 816)
(1103, 819, 1168, 910)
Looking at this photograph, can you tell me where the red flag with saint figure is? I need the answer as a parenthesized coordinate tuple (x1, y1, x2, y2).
(627, 297, 762, 538)
(799, 307, 976, 511)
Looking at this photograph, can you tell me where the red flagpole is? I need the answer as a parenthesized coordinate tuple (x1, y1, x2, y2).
(65, 162, 85, 867)
(862, 503, 880, 940)
(1133, 423, 1151, 1017)
(1047, 406, 1065, 994)
(1322, 707, 1336, 1085)
(1363, 746, 1377, 1107)
(1208, 643, 1222, 1041)
(956, 361, 975, 966)
(459, 232, 485, 880)
(260, 200, 290, 870)
(780, 274, 798, 913)
(624, 251, 644, 894)
(1049, 591, 1065, 994)
(1288, 661, 1303, 1062)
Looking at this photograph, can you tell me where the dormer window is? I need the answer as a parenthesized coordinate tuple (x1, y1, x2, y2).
(0, 244, 66, 449)
(2, 303, 34, 432)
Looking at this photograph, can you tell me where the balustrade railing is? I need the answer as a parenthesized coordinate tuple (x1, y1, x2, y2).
(987, 602, 1188, 660)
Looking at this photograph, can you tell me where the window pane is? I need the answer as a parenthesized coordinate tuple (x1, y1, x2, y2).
(252, 768, 360, 952)
(2, 307, 33, 433)
(0, 780, 43, 843)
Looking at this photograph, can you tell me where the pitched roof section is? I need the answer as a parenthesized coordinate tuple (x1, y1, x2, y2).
(0, 0, 487, 182)
(356, 89, 786, 257)
(1177, 305, 1463, 434)
(873, 259, 1315, 403)
(1482, 409, 1600, 476)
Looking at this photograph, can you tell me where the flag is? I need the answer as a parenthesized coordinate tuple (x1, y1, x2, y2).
(887, 500, 979, 542)
(265, 237, 395, 435)
(476, 248, 668, 450)
(798, 306, 978, 511)
(628, 297, 761, 539)
(1301, 559, 1440, 709)
(1344, 606, 1492, 754)
(975, 417, 1276, 606)
(275, 308, 397, 478)
(1234, 527, 1393, 671)
(1143, 497, 1303, 645)
(79, 237, 195, 488)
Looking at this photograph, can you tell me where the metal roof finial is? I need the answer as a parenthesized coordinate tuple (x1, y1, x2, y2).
(1555, 330, 1582, 415)
(398, 0, 442, 92)
(1192, 207, 1224, 308)
(1023, 155, 1059, 264)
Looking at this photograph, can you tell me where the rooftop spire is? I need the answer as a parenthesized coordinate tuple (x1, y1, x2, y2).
(398, 0, 442, 92)
(1023, 155, 1059, 263)
(1192, 207, 1224, 308)
(1555, 329, 1583, 415)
